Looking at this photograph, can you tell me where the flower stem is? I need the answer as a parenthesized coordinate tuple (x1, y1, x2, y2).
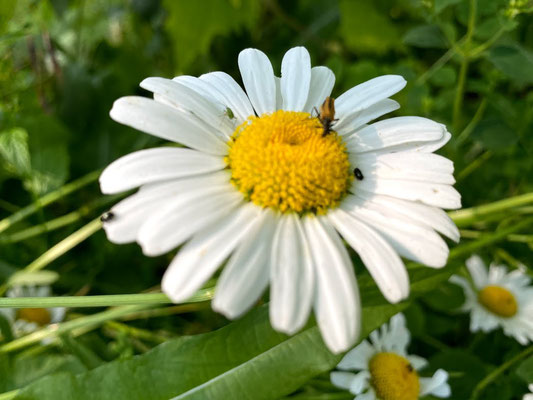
(448, 192, 533, 227)
(471, 345, 533, 400)
(0, 390, 19, 400)
(0, 169, 101, 235)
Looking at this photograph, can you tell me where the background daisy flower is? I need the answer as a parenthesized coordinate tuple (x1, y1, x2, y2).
(450, 255, 533, 345)
(331, 313, 451, 400)
(100, 46, 460, 353)
(0, 285, 65, 338)
(524, 384, 533, 400)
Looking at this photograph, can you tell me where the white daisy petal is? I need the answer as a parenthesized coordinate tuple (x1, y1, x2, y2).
(238, 48, 276, 115)
(466, 255, 488, 288)
(420, 369, 451, 397)
(353, 177, 461, 210)
(336, 99, 400, 135)
(270, 214, 315, 335)
(345, 117, 445, 154)
(357, 389, 377, 400)
(304, 217, 360, 353)
(303, 66, 335, 113)
(407, 354, 428, 370)
(109, 96, 228, 155)
(140, 77, 234, 139)
(102, 172, 230, 244)
(280, 47, 311, 111)
(162, 203, 262, 303)
(330, 371, 357, 391)
(335, 75, 406, 119)
(355, 191, 459, 242)
(170, 75, 220, 104)
(337, 339, 376, 371)
(328, 208, 409, 303)
(198, 71, 255, 123)
(353, 152, 455, 185)
(342, 196, 450, 268)
(212, 210, 276, 319)
(99, 148, 225, 194)
(137, 185, 242, 256)
(416, 129, 451, 153)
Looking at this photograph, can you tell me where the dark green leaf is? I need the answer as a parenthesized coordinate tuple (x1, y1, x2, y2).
(488, 44, 533, 86)
(403, 25, 447, 49)
(0, 128, 31, 178)
(516, 355, 533, 384)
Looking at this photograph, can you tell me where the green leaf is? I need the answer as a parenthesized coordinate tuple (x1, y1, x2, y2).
(434, 0, 462, 14)
(516, 355, 533, 384)
(0, 128, 31, 178)
(338, 0, 401, 55)
(163, 0, 260, 70)
(403, 25, 447, 49)
(471, 118, 518, 151)
(488, 43, 533, 86)
(13, 303, 402, 400)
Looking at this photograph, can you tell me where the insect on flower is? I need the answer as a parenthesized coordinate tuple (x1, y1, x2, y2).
(316, 96, 337, 137)
(100, 211, 115, 222)
(353, 167, 364, 180)
(223, 106, 236, 120)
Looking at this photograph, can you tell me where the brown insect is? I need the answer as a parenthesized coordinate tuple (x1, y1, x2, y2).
(314, 97, 338, 137)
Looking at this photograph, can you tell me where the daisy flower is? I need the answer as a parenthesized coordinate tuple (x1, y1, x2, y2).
(0, 285, 65, 337)
(524, 384, 533, 400)
(331, 313, 451, 400)
(450, 255, 533, 345)
(100, 47, 460, 353)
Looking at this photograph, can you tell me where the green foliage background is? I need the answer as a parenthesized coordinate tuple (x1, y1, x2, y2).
(0, 0, 532, 399)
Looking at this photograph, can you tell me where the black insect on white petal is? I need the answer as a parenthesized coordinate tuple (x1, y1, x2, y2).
(100, 211, 115, 222)
(353, 167, 364, 180)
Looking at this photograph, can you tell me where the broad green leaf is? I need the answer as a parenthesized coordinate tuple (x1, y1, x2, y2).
(163, 0, 260, 71)
(488, 44, 533, 86)
(403, 25, 447, 49)
(471, 118, 518, 151)
(516, 355, 533, 384)
(434, 0, 462, 14)
(0, 128, 31, 178)
(338, 0, 401, 55)
(13, 303, 399, 400)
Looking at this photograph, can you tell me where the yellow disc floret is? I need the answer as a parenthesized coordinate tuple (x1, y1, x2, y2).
(478, 285, 518, 318)
(16, 308, 52, 326)
(368, 352, 420, 400)
(226, 110, 352, 214)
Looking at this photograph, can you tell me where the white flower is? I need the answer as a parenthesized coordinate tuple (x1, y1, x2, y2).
(100, 46, 460, 353)
(524, 384, 533, 400)
(450, 255, 533, 345)
(0, 285, 65, 337)
(331, 313, 451, 400)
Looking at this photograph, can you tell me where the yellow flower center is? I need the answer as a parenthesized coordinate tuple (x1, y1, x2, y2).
(16, 308, 52, 326)
(368, 352, 420, 400)
(226, 110, 352, 214)
(478, 285, 518, 318)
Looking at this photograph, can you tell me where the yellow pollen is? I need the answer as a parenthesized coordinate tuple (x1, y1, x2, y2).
(226, 110, 352, 214)
(16, 308, 52, 326)
(368, 352, 420, 400)
(478, 285, 518, 318)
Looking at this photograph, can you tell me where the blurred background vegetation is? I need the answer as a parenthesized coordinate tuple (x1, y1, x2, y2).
(0, 0, 532, 398)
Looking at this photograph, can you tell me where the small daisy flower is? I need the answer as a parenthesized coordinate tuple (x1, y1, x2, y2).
(450, 255, 533, 345)
(100, 47, 460, 353)
(331, 313, 451, 400)
(524, 384, 533, 400)
(0, 285, 65, 337)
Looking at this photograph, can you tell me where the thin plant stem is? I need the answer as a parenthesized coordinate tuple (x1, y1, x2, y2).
(448, 192, 533, 227)
(0, 217, 102, 296)
(456, 150, 493, 182)
(470, 26, 507, 58)
(452, 59, 469, 133)
(0, 169, 101, 234)
(456, 97, 488, 145)
(0, 390, 19, 400)
(471, 345, 533, 400)
(0, 288, 213, 308)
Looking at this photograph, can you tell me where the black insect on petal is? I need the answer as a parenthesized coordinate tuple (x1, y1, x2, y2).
(353, 167, 364, 180)
(100, 211, 115, 222)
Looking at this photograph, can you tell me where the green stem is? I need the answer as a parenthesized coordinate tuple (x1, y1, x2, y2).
(456, 97, 488, 145)
(448, 192, 533, 227)
(0, 218, 102, 296)
(0, 169, 101, 234)
(470, 26, 507, 58)
(0, 288, 213, 308)
(456, 150, 493, 182)
(0, 390, 19, 400)
(449, 217, 533, 259)
(452, 59, 469, 133)
(471, 346, 533, 400)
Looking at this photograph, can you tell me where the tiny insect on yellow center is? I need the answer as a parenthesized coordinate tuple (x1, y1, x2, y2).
(368, 352, 420, 400)
(226, 110, 352, 214)
(16, 308, 52, 326)
(478, 285, 518, 318)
